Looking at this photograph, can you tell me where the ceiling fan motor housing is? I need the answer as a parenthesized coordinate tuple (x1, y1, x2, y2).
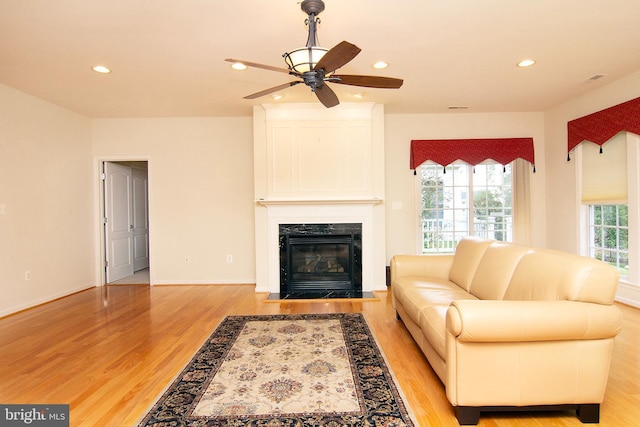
(302, 70, 327, 91)
(301, 0, 325, 16)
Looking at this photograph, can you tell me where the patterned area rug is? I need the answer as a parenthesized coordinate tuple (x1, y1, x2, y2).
(138, 313, 415, 426)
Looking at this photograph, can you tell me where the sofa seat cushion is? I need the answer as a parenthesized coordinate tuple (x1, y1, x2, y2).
(396, 286, 444, 325)
(418, 292, 483, 360)
(393, 277, 458, 306)
(399, 286, 478, 360)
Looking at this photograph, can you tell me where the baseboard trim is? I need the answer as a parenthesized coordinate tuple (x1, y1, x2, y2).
(616, 281, 640, 309)
(151, 280, 256, 286)
(0, 284, 95, 319)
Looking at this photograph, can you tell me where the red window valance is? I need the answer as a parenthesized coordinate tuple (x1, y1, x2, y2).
(568, 96, 640, 157)
(410, 138, 535, 170)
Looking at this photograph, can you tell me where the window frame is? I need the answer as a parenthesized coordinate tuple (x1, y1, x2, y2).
(416, 161, 514, 254)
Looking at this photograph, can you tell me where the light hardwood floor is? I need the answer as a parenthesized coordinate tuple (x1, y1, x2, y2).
(0, 285, 638, 426)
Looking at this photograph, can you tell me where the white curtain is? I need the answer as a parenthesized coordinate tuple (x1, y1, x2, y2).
(513, 158, 532, 245)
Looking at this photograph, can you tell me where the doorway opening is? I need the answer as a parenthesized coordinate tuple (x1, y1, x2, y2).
(102, 161, 150, 285)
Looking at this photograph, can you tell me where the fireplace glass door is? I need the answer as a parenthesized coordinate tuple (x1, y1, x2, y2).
(287, 235, 354, 291)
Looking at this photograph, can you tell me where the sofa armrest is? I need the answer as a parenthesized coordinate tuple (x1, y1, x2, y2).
(446, 300, 623, 342)
(390, 254, 454, 282)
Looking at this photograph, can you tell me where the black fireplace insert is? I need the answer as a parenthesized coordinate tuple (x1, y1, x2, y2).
(278, 223, 362, 298)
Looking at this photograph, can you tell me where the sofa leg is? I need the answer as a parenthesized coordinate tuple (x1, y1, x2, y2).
(455, 406, 480, 425)
(577, 404, 600, 423)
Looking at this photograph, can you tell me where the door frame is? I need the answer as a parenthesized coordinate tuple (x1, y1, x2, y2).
(95, 156, 153, 286)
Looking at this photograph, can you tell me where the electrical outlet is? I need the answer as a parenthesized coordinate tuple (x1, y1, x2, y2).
(184, 256, 190, 263)
(226, 255, 233, 263)
(25, 271, 31, 281)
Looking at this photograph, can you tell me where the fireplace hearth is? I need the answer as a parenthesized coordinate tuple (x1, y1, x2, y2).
(275, 223, 366, 299)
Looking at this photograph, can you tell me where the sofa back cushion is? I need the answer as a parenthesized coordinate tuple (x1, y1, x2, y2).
(504, 249, 619, 304)
(449, 237, 494, 292)
(468, 242, 531, 300)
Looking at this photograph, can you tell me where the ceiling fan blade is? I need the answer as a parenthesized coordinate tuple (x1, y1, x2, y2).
(332, 74, 404, 89)
(244, 81, 302, 99)
(315, 84, 340, 108)
(314, 41, 361, 73)
(225, 58, 293, 75)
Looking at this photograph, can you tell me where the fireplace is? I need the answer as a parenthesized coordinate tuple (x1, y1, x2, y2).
(253, 104, 387, 296)
(278, 223, 362, 298)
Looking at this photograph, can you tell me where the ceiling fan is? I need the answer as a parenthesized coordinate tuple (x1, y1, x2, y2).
(225, 0, 403, 108)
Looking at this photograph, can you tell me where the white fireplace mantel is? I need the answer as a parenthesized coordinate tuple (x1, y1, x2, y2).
(260, 202, 383, 294)
(253, 103, 387, 294)
(256, 198, 383, 206)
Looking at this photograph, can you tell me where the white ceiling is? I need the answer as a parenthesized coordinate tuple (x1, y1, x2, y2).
(2, 0, 640, 118)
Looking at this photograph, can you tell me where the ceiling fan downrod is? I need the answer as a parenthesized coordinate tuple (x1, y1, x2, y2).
(282, 0, 328, 87)
(300, 0, 325, 18)
(302, 0, 324, 48)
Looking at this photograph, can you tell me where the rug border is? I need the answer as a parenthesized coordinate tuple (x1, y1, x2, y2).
(360, 313, 420, 426)
(136, 312, 417, 426)
(134, 321, 223, 427)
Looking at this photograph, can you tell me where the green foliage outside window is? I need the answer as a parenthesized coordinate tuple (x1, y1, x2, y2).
(420, 163, 512, 253)
(590, 204, 629, 275)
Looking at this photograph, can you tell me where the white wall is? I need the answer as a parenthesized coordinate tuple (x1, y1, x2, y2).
(91, 117, 255, 285)
(5, 70, 640, 314)
(384, 112, 546, 262)
(0, 84, 94, 317)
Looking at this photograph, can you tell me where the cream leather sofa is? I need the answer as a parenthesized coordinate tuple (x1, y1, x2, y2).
(390, 237, 622, 425)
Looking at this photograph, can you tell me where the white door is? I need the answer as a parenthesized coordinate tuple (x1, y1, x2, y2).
(132, 168, 149, 271)
(104, 162, 134, 283)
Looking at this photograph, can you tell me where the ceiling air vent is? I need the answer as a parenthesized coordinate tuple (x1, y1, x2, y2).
(588, 74, 607, 81)
(448, 106, 469, 110)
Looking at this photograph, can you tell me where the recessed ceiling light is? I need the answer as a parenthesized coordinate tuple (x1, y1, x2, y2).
(517, 59, 536, 68)
(231, 62, 248, 71)
(372, 61, 388, 70)
(92, 65, 111, 74)
(271, 93, 283, 100)
(352, 92, 365, 99)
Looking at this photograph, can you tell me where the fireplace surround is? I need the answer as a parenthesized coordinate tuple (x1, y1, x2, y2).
(252, 103, 387, 296)
(278, 223, 362, 298)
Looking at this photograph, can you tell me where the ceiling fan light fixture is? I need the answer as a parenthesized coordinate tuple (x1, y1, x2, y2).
(372, 61, 388, 69)
(283, 46, 328, 74)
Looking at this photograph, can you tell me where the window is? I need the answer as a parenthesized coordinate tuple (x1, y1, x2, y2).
(578, 132, 639, 285)
(587, 204, 629, 276)
(419, 162, 512, 253)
